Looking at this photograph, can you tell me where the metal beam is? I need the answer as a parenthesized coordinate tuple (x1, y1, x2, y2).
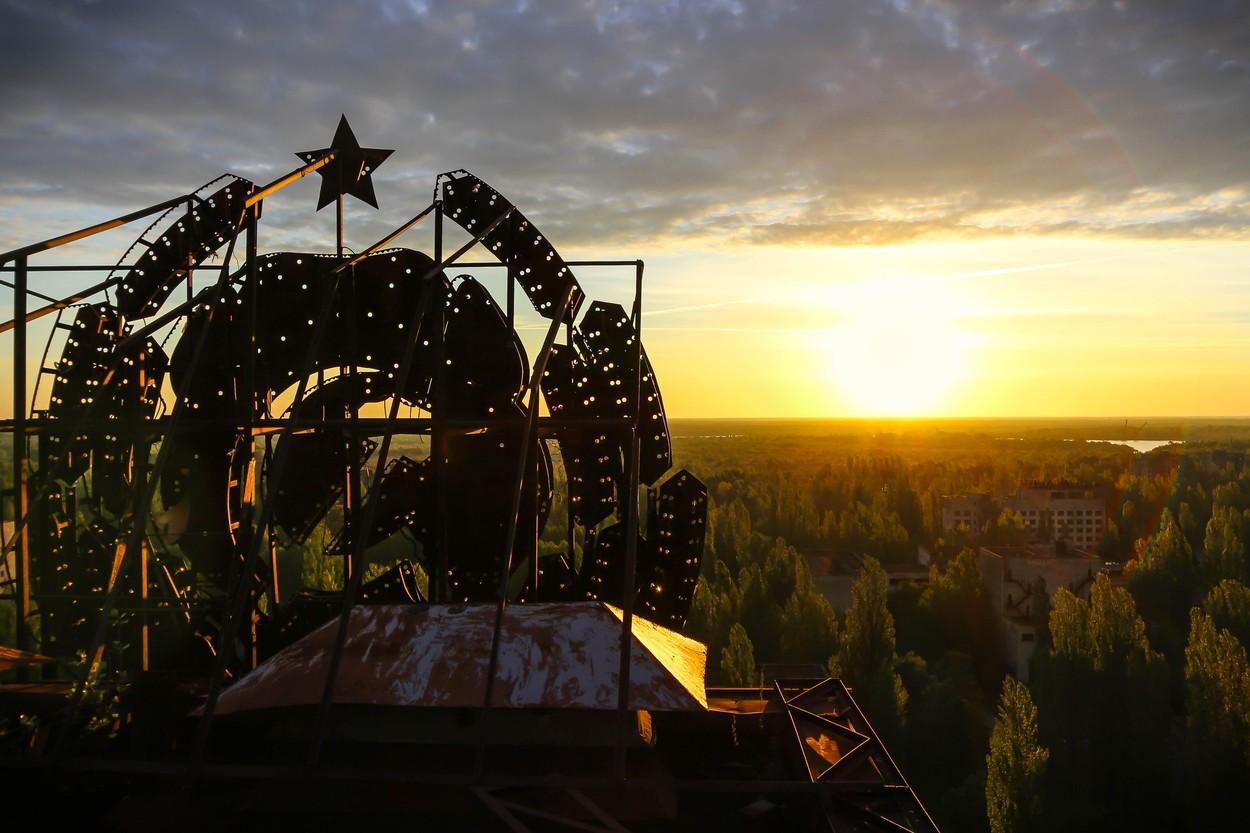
(0, 273, 124, 335)
(0, 259, 644, 273)
(0, 196, 191, 263)
(52, 206, 251, 758)
(433, 203, 448, 604)
(243, 152, 335, 209)
(613, 260, 645, 780)
(11, 257, 30, 661)
(305, 204, 519, 765)
(188, 230, 350, 776)
(481, 282, 578, 716)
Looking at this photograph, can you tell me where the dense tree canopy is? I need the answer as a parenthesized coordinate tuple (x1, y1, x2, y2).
(720, 623, 757, 687)
(830, 557, 907, 746)
(662, 425, 1250, 832)
(1203, 578, 1250, 649)
(1203, 504, 1247, 585)
(1182, 609, 1250, 828)
(986, 677, 1048, 833)
(1034, 576, 1170, 832)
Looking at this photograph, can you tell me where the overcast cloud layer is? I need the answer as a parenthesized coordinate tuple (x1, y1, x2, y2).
(1, 0, 1248, 251)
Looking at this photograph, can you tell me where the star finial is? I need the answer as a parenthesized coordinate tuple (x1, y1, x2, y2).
(296, 115, 394, 211)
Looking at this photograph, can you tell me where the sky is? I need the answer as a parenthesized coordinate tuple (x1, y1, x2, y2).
(1, 0, 1248, 417)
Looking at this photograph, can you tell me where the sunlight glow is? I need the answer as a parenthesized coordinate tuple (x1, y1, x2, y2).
(822, 277, 982, 416)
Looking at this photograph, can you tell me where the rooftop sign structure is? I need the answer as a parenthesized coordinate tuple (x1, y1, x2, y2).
(0, 118, 935, 831)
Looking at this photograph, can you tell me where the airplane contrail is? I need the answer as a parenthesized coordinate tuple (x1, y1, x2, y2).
(936, 246, 1192, 283)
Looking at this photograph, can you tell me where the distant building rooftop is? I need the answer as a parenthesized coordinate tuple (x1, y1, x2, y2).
(980, 543, 1098, 561)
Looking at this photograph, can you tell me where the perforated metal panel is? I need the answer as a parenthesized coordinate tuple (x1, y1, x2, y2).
(441, 171, 585, 321)
(117, 178, 255, 318)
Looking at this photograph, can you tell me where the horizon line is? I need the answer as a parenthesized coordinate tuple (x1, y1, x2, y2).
(664, 415, 1250, 421)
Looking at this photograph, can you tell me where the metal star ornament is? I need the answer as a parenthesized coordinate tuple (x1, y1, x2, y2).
(297, 115, 394, 211)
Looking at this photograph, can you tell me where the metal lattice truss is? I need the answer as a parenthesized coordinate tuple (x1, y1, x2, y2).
(0, 119, 708, 758)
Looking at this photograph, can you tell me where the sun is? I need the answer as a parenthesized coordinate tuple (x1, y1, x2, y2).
(822, 277, 980, 416)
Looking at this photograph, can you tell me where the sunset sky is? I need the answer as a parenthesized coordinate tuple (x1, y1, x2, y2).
(1, 0, 1247, 417)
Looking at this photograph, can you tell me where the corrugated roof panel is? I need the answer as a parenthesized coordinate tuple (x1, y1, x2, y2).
(209, 602, 707, 716)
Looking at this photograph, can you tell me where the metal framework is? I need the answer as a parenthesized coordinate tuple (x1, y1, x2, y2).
(0, 118, 706, 772)
(0, 119, 937, 831)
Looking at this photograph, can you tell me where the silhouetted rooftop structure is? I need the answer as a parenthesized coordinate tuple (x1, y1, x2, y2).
(0, 118, 937, 831)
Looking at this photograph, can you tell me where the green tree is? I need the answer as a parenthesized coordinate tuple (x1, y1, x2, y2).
(1033, 576, 1169, 832)
(986, 677, 1049, 833)
(1203, 505, 1246, 585)
(1047, 585, 1093, 657)
(1178, 501, 1204, 551)
(778, 585, 838, 664)
(838, 557, 897, 679)
(737, 565, 782, 662)
(1203, 578, 1250, 649)
(1096, 519, 1121, 561)
(984, 509, 1031, 547)
(1182, 609, 1250, 828)
(902, 652, 990, 829)
(927, 548, 1001, 687)
(720, 623, 757, 687)
(1128, 508, 1196, 662)
(832, 557, 907, 744)
(687, 571, 738, 666)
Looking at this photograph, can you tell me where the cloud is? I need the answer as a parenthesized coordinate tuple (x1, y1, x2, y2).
(0, 0, 1248, 255)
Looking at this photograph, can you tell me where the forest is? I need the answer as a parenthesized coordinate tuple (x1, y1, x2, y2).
(666, 418, 1250, 832)
(4, 418, 1250, 830)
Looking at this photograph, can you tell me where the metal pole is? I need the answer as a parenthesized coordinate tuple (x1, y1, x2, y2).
(336, 193, 344, 260)
(0, 279, 60, 306)
(565, 319, 575, 571)
(506, 221, 515, 329)
(138, 458, 150, 674)
(265, 433, 280, 608)
(307, 272, 437, 766)
(242, 152, 336, 210)
(0, 195, 191, 263)
(344, 262, 362, 588)
(433, 203, 448, 603)
(613, 260, 645, 780)
(12, 256, 30, 661)
(307, 206, 518, 765)
(245, 208, 258, 418)
(119, 439, 157, 676)
(481, 285, 578, 710)
(201, 202, 491, 770)
(190, 261, 347, 775)
(0, 274, 126, 336)
(53, 216, 249, 759)
(243, 205, 260, 668)
(186, 196, 195, 308)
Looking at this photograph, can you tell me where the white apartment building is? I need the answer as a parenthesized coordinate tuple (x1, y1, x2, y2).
(978, 543, 1100, 681)
(1007, 485, 1106, 549)
(940, 493, 993, 533)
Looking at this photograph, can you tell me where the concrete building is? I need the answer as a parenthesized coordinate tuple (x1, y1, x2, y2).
(940, 493, 993, 533)
(1007, 484, 1106, 549)
(978, 543, 1100, 681)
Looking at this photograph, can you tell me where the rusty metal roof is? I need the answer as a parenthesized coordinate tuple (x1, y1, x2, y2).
(209, 602, 707, 716)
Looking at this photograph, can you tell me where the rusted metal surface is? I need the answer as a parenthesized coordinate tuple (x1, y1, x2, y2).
(0, 646, 54, 672)
(208, 602, 706, 715)
(704, 680, 941, 832)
